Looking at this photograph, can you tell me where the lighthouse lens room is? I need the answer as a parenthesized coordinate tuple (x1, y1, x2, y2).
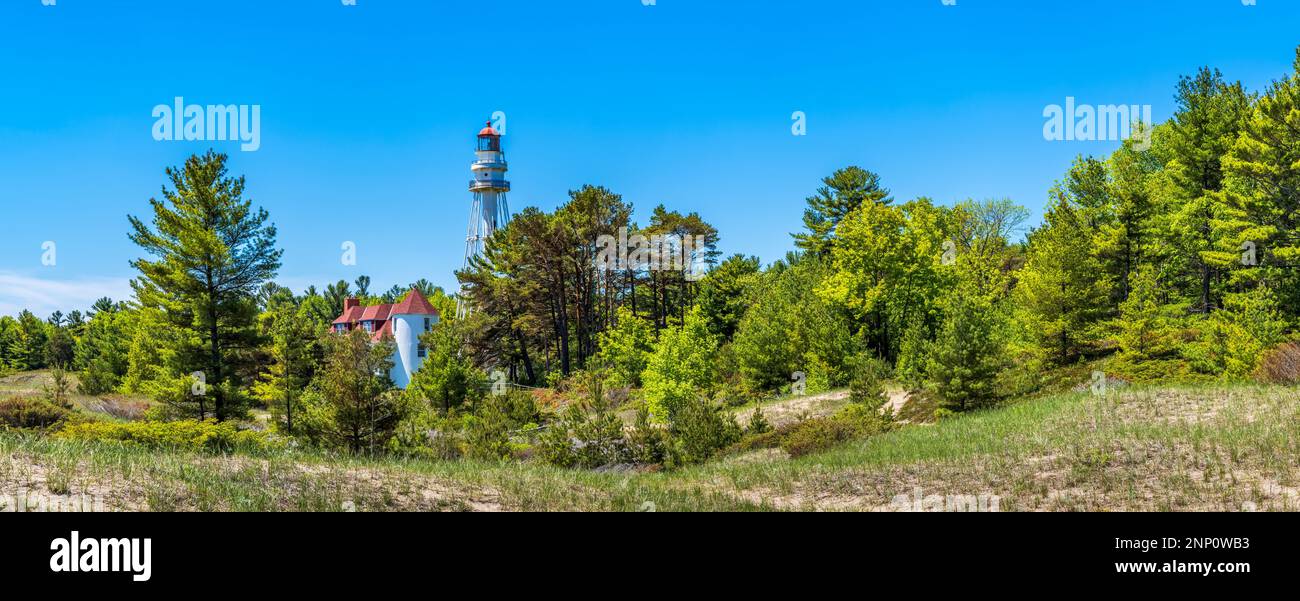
(5, 0, 1300, 537)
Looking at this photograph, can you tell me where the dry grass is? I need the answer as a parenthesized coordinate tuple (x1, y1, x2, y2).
(2, 382, 1297, 511)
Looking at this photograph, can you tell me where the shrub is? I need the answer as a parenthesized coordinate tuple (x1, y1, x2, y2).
(848, 354, 889, 407)
(55, 419, 283, 455)
(626, 404, 669, 465)
(745, 406, 772, 435)
(0, 397, 72, 431)
(666, 397, 742, 467)
(779, 403, 892, 458)
(537, 403, 628, 469)
(1256, 342, 1300, 385)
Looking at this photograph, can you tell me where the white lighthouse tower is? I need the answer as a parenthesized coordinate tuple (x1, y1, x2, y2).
(458, 120, 511, 318)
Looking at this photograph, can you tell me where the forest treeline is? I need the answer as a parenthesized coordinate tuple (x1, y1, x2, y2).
(3, 48, 1300, 466)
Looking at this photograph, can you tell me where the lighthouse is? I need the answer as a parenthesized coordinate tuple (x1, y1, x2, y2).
(459, 120, 512, 318)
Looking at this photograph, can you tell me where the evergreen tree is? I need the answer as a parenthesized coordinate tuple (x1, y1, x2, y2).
(1159, 67, 1252, 313)
(695, 254, 761, 340)
(927, 281, 1005, 412)
(406, 319, 483, 414)
(793, 166, 892, 257)
(1216, 49, 1300, 314)
(1015, 194, 1110, 364)
(252, 289, 319, 433)
(312, 329, 403, 454)
(128, 151, 282, 420)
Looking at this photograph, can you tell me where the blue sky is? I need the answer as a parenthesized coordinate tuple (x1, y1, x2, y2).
(1, 0, 1297, 317)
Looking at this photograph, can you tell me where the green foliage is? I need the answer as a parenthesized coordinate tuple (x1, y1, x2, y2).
(537, 403, 627, 469)
(75, 305, 131, 395)
(0, 397, 72, 431)
(793, 166, 892, 257)
(252, 289, 320, 434)
(307, 330, 404, 454)
(1183, 287, 1288, 380)
(696, 254, 761, 340)
(745, 406, 772, 435)
(820, 198, 957, 362)
(927, 282, 1006, 412)
(55, 419, 283, 455)
(593, 306, 654, 388)
(779, 403, 892, 458)
(1114, 265, 1181, 361)
(732, 258, 857, 391)
(848, 354, 889, 408)
(406, 319, 484, 415)
(627, 403, 670, 464)
(1015, 194, 1110, 365)
(642, 308, 717, 421)
(665, 397, 742, 467)
(127, 150, 282, 421)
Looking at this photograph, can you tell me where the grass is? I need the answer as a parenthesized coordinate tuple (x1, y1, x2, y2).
(2, 382, 1298, 511)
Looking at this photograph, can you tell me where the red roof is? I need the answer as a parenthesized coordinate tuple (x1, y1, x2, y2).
(371, 319, 394, 342)
(359, 304, 392, 321)
(478, 121, 499, 137)
(331, 305, 363, 325)
(391, 288, 438, 316)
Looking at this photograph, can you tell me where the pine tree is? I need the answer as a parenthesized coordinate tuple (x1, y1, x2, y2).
(927, 282, 1004, 412)
(252, 290, 318, 433)
(793, 166, 892, 257)
(1216, 48, 1300, 315)
(1015, 194, 1110, 365)
(1158, 67, 1252, 313)
(128, 151, 282, 420)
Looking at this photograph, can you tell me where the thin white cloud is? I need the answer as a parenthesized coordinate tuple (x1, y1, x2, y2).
(0, 272, 134, 318)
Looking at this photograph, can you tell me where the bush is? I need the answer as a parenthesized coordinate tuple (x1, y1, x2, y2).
(666, 397, 742, 467)
(1256, 342, 1300, 385)
(537, 403, 628, 469)
(779, 403, 892, 458)
(0, 397, 72, 431)
(626, 404, 669, 465)
(55, 419, 283, 455)
(848, 354, 890, 407)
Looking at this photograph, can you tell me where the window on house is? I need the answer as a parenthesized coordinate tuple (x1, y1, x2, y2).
(417, 344, 427, 358)
(424, 318, 431, 331)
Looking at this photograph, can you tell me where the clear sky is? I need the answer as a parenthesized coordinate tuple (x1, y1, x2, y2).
(1, 0, 1297, 317)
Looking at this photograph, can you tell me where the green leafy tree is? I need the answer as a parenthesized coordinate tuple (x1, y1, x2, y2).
(593, 306, 654, 388)
(642, 308, 717, 422)
(128, 151, 282, 420)
(406, 319, 484, 414)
